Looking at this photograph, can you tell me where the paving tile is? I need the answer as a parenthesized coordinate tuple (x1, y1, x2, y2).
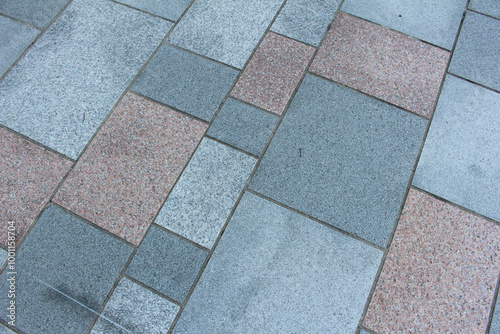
(0, 323, 15, 333)
(207, 98, 278, 156)
(310, 13, 449, 117)
(492, 294, 500, 334)
(115, 0, 191, 21)
(0, 249, 6, 266)
(167, 0, 283, 68)
(469, 0, 500, 19)
(0, 0, 69, 29)
(132, 45, 238, 121)
(53, 93, 206, 245)
(249, 74, 426, 247)
(0, 0, 172, 159)
(156, 138, 256, 248)
(413, 75, 500, 222)
(0, 128, 72, 248)
(448, 11, 500, 91)
(231, 32, 314, 115)
(271, 0, 340, 46)
(126, 226, 207, 303)
(90, 319, 129, 334)
(174, 192, 382, 333)
(364, 188, 500, 333)
(341, 0, 467, 50)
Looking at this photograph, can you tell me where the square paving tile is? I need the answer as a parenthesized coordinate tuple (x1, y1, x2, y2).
(126, 226, 208, 303)
(167, 0, 283, 68)
(173, 192, 382, 333)
(54, 93, 206, 245)
(0, 0, 172, 159)
(231, 32, 314, 115)
(0, 128, 72, 248)
(115, 0, 191, 21)
(413, 75, 500, 222)
(249, 74, 427, 247)
(310, 13, 449, 118)
(156, 138, 256, 248)
(132, 45, 238, 121)
(0, 0, 69, 29)
(469, 0, 500, 19)
(448, 11, 500, 91)
(364, 188, 500, 333)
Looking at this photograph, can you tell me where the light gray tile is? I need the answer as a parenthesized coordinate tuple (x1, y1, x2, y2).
(0, 0, 69, 29)
(469, 0, 500, 19)
(115, 0, 191, 21)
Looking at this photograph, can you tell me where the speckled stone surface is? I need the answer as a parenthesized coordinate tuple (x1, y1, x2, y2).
(448, 11, 500, 92)
(469, 0, 500, 19)
(271, 0, 340, 46)
(310, 13, 449, 118)
(0, 0, 69, 28)
(0, 249, 6, 266)
(491, 294, 500, 334)
(0, 0, 172, 159)
(249, 74, 427, 247)
(126, 226, 207, 303)
(0, 128, 72, 248)
(132, 45, 238, 121)
(231, 32, 314, 115)
(413, 76, 500, 222)
(364, 188, 500, 333)
(156, 138, 256, 248)
(0, 323, 15, 333)
(115, 0, 192, 21)
(54, 93, 206, 245)
(167, 0, 283, 69)
(173, 192, 382, 333)
(207, 98, 277, 156)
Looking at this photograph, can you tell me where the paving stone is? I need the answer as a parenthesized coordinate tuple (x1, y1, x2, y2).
(469, 0, 500, 19)
(0, 0, 69, 29)
(0, 249, 6, 266)
(249, 74, 427, 247)
(448, 11, 500, 91)
(0, 323, 15, 333)
(156, 138, 256, 248)
(364, 188, 500, 333)
(231, 32, 314, 115)
(90, 319, 130, 334)
(413, 76, 500, 222)
(207, 98, 277, 156)
(174, 192, 382, 333)
(310, 13, 449, 117)
(0, 0, 172, 159)
(115, 0, 191, 21)
(491, 294, 500, 334)
(167, 0, 283, 68)
(126, 226, 207, 303)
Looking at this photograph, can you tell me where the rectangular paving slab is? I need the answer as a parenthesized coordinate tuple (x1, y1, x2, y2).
(0, 0, 69, 29)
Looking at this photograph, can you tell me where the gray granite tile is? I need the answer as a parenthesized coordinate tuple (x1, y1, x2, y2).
(0, 324, 15, 333)
(449, 11, 500, 91)
(167, 0, 283, 68)
(126, 226, 207, 303)
(271, 0, 340, 46)
(207, 98, 277, 156)
(156, 138, 256, 248)
(491, 293, 500, 334)
(249, 74, 427, 247)
(91, 318, 131, 334)
(341, 0, 467, 49)
(413, 75, 500, 222)
(0, 0, 69, 29)
(0, 0, 172, 159)
(0, 249, 7, 267)
(115, 0, 191, 21)
(132, 45, 238, 121)
(469, 0, 500, 19)
(173, 192, 383, 333)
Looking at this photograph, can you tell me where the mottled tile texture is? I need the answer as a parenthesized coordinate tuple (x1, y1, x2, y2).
(115, 0, 191, 21)
(0, 0, 69, 29)
(469, 0, 500, 19)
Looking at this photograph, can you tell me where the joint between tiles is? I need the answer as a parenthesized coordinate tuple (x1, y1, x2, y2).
(109, 0, 176, 23)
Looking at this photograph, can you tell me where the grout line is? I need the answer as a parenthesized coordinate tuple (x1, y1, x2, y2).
(151, 223, 210, 253)
(109, 0, 176, 23)
(226, 95, 281, 117)
(486, 274, 500, 334)
(446, 73, 500, 95)
(204, 135, 259, 159)
(122, 274, 183, 307)
(0, 12, 42, 30)
(467, 8, 500, 21)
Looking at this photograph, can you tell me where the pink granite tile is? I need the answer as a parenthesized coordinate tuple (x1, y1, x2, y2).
(231, 32, 315, 115)
(364, 188, 500, 333)
(53, 92, 207, 245)
(0, 128, 72, 247)
(310, 13, 449, 118)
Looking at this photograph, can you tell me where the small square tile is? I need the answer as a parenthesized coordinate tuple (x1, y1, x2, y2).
(115, 0, 191, 21)
(449, 11, 500, 91)
(156, 138, 256, 248)
(310, 13, 449, 117)
(0, 128, 72, 248)
(132, 45, 238, 121)
(469, 0, 500, 19)
(207, 98, 277, 156)
(364, 188, 500, 333)
(126, 226, 207, 303)
(413, 75, 500, 221)
(0, 0, 69, 29)
(54, 93, 206, 245)
(231, 32, 315, 115)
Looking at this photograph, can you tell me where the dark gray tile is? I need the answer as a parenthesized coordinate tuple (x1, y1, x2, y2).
(115, 0, 191, 21)
(0, 0, 69, 29)
(469, 0, 500, 19)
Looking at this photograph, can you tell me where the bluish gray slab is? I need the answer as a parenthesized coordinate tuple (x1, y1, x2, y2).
(0, 16, 39, 77)
(413, 75, 500, 221)
(341, 0, 467, 49)
(132, 45, 238, 121)
(0, 0, 172, 159)
(126, 226, 207, 303)
(156, 138, 256, 248)
(207, 98, 277, 156)
(249, 74, 427, 247)
(0, 323, 14, 333)
(469, 0, 500, 19)
(449, 11, 500, 91)
(0, 249, 7, 267)
(173, 192, 382, 333)
(491, 293, 500, 334)
(0, 0, 69, 29)
(271, 0, 340, 46)
(167, 0, 283, 68)
(115, 0, 191, 21)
